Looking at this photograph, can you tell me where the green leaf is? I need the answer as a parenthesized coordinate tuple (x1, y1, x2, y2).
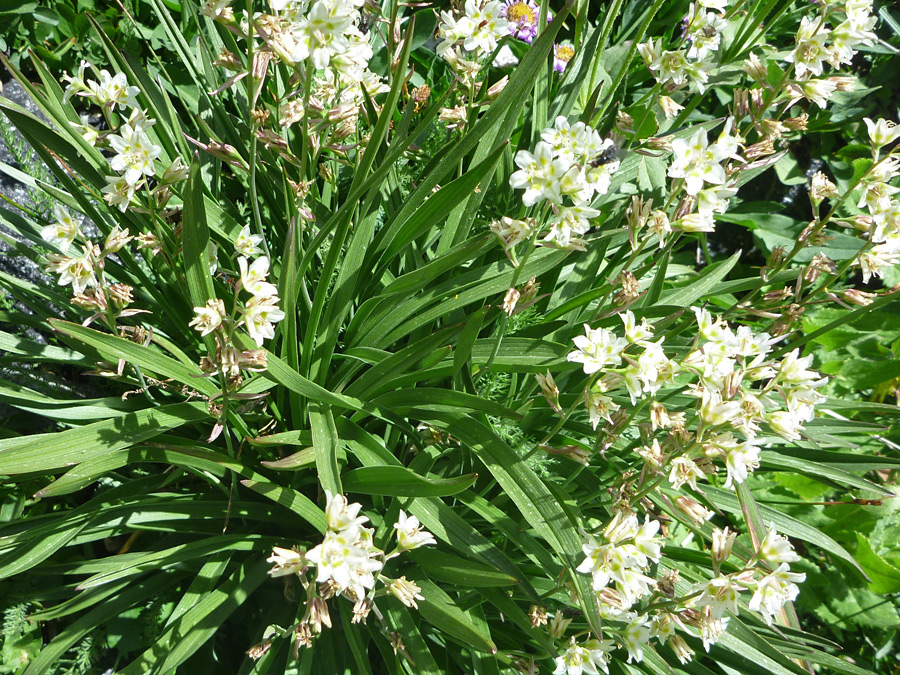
(413, 578, 496, 653)
(410, 549, 517, 587)
(0, 402, 208, 475)
(341, 466, 477, 497)
(310, 403, 342, 495)
(658, 251, 740, 307)
(49, 320, 218, 397)
(855, 533, 900, 594)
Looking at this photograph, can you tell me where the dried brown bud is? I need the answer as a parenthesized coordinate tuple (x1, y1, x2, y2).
(763, 286, 793, 302)
(615, 110, 634, 134)
(613, 270, 641, 306)
(108, 283, 134, 307)
(72, 289, 107, 311)
(744, 138, 776, 159)
(529, 605, 548, 628)
(804, 252, 836, 282)
(733, 88, 749, 119)
(351, 597, 372, 624)
(295, 622, 314, 651)
(246, 640, 272, 661)
(251, 108, 271, 126)
(214, 48, 242, 71)
(645, 136, 672, 152)
(843, 288, 876, 306)
(760, 118, 788, 139)
(784, 113, 809, 131)
(749, 88, 765, 113)
(675, 496, 713, 526)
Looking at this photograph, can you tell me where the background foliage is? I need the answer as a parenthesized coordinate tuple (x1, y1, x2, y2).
(0, 0, 899, 673)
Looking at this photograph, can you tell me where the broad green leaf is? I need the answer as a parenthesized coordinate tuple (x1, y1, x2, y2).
(0, 402, 207, 475)
(341, 466, 477, 497)
(855, 533, 900, 594)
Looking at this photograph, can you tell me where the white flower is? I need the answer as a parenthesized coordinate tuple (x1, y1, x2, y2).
(799, 78, 838, 108)
(668, 128, 729, 196)
(62, 60, 91, 104)
(235, 225, 265, 258)
(267, 546, 306, 577)
(491, 216, 536, 249)
(305, 528, 383, 593)
(46, 248, 96, 294)
(623, 615, 651, 664)
(864, 117, 900, 149)
(101, 174, 138, 212)
(767, 410, 804, 441)
(777, 349, 825, 387)
(684, 6, 727, 59)
(241, 294, 285, 346)
(89, 69, 140, 110)
(554, 638, 613, 675)
(567, 324, 628, 374)
(462, 0, 512, 55)
(189, 299, 226, 336)
(695, 576, 743, 619)
(394, 510, 437, 551)
(758, 522, 800, 564)
(207, 241, 219, 275)
(723, 439, 760, 488)
(509, 141, 568, 206)
(586, 385, 619, 430)
(748, 563, 806, 625)
(620, 310, 653, 344)
(41, 204, 79, 251)
(859, 243, 900, 283)
(108, 122, 161, 186)
(545, 205, 600, 247)
(324, 490, 368, 532)
(785, 15, 830, 79)
(669, 455, 705, 491)
(238, 256, 278, 298)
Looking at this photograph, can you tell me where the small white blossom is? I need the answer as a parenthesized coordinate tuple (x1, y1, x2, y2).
(394, 510, 437, 551)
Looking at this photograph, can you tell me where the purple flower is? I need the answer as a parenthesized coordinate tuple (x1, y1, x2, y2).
(553, 43, 575, 73)
(501, 0, 548, 44)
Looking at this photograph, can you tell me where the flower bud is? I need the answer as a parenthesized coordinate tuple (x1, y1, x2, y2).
(784, 113, 808, 131)
(842, 288, 875, 306)
(711, 527, 736, 563)
(675, 496, 713, 526)
(733, 88, 749, 119)
(658, 96, 684, 120)
(742, 52, 768, 83)
(389, 577, 424, 609)
(529, 605, 548, 627)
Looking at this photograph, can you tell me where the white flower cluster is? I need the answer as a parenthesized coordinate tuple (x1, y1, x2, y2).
(740, 0, 875, 109)
(189, 242, 285, 379)
(41, 201, 143, 319)
(566, 307, 829, 489)
(267, 494, 435, 642)
(437, 0, 512, 81)
(562, 513, 805, 671)
(577, 511, 664, 618)
(568, 311, 679, 425)
(504, 116, 620, 249)
(62, 61, 164, 212)
(265, 0, 388, 123)
(853, 118, 900, 282)
(638, 0, 730, 94)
